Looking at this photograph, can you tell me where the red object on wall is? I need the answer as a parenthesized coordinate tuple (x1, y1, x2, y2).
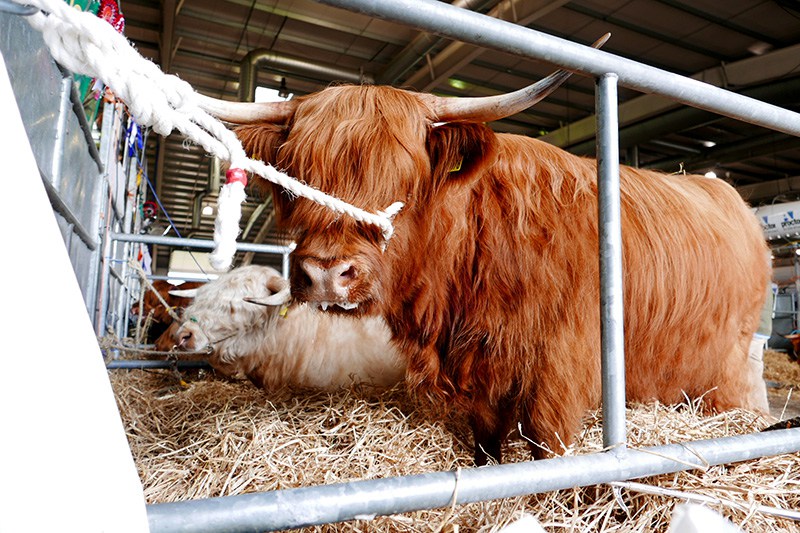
(98, 0, 125, 33)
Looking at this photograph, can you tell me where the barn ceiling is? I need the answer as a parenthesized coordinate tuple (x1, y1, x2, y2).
(121, 0, 800, 272)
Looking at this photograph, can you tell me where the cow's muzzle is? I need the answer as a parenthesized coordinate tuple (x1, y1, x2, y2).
(295, 258, 361, 311)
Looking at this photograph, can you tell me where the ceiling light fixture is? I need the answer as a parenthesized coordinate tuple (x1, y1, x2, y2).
(448, 78, 468, 90)
(747, 41, 772, 56)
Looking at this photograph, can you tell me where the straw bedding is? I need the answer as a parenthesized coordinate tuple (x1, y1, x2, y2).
(109, 350, 800, 532)
(765, 349, 800, 389)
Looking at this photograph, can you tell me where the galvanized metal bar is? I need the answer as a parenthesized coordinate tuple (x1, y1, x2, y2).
(106, 360, 211, 370)
(148, 274, 216, 282)
(95, 184, 115, 334)
(104, 234, 125, 336)
(40, 177, 98, 250)
(238, 50, 374, 103)
(111, 232, 294, 255)
(64, 69, 103, 171)
(108, 264, 126, 285)
(0, 0, 37, 15)
(595, 73, 626, 450)
(85, 117, 110, 321)
(114, 241, 131, 339)
(314, 0, 800, 138)
(147, 428, 800, 532)
(93, 104, 118, 335)
(50, 76, 71, 190)
(281, 252, 290, 279)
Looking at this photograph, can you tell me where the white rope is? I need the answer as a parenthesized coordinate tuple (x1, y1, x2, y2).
(15, 0, 402, 269)
(210, 180, 247, 269)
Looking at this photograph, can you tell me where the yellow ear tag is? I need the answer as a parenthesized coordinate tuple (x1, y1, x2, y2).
(279, 305, 289, 318)
(450, 158, 463, 173)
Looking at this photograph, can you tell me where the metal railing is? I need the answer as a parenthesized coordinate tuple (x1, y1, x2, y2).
(147, 0, 800, 531)
(99, 232, 294, 341)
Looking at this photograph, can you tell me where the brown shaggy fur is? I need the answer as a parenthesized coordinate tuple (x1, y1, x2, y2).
(235, 84, 770, 465)
(132, 280, 204, 325)
(131, 280, 204, 344)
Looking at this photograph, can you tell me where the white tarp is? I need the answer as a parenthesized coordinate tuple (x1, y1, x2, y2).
(0, 50, 149, 532)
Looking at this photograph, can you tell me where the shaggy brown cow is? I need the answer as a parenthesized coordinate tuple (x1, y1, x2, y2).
(131, 280, 204, 343)
(202, 52, 770, 465)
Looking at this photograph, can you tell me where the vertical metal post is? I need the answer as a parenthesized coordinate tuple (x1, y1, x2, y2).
(65, 222, 75, 255)
(282, 252, 290, 279)
(596, 73, 626, 451)
(93, 102, 117, 335)
(49, 76, 72, 190)
(96, 192, 113, 336)
(114, 241, 130, 339)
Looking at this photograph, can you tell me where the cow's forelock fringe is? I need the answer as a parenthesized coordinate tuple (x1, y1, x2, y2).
(280, 86, 432, 212)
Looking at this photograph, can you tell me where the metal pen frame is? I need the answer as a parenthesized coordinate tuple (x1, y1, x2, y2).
(147, 1, 800, 530)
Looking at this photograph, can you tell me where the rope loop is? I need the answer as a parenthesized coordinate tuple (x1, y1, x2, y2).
(13, 0, 402, 269)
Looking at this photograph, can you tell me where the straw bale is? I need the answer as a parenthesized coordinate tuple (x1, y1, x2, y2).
(109, 367, 800, 532)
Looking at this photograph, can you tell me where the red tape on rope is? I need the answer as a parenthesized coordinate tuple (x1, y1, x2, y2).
(226, 168, 248, 187)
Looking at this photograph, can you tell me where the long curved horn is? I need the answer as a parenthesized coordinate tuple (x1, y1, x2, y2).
(168, 288, 199, 298)
(243, 286, 291, 307)
(426, 33, 610, 123)
(196, 93, 298, 124)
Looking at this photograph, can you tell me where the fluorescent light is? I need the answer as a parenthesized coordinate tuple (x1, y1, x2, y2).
(166, 271, 219, 282)
(256, 86, 293, 103)
(448, 78, 468, 90)
(747, 41, 772, 56)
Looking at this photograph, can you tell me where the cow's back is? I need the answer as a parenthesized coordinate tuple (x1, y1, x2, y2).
(619, 166, 769, 409)
(489, 136, 770, 411)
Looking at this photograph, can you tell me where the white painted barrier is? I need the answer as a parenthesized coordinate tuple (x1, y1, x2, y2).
(0, 49, 149, 532)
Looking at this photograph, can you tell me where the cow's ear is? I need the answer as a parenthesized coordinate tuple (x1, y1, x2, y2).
(235, 123, 287, 199)
(428, 122, 497, 185)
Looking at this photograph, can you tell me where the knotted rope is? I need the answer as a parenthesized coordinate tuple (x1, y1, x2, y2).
(13, 0, 402, 269)
(128, 260, 182, 323)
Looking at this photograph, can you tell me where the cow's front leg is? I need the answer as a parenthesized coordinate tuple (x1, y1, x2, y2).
(470, 413, 503, 466)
